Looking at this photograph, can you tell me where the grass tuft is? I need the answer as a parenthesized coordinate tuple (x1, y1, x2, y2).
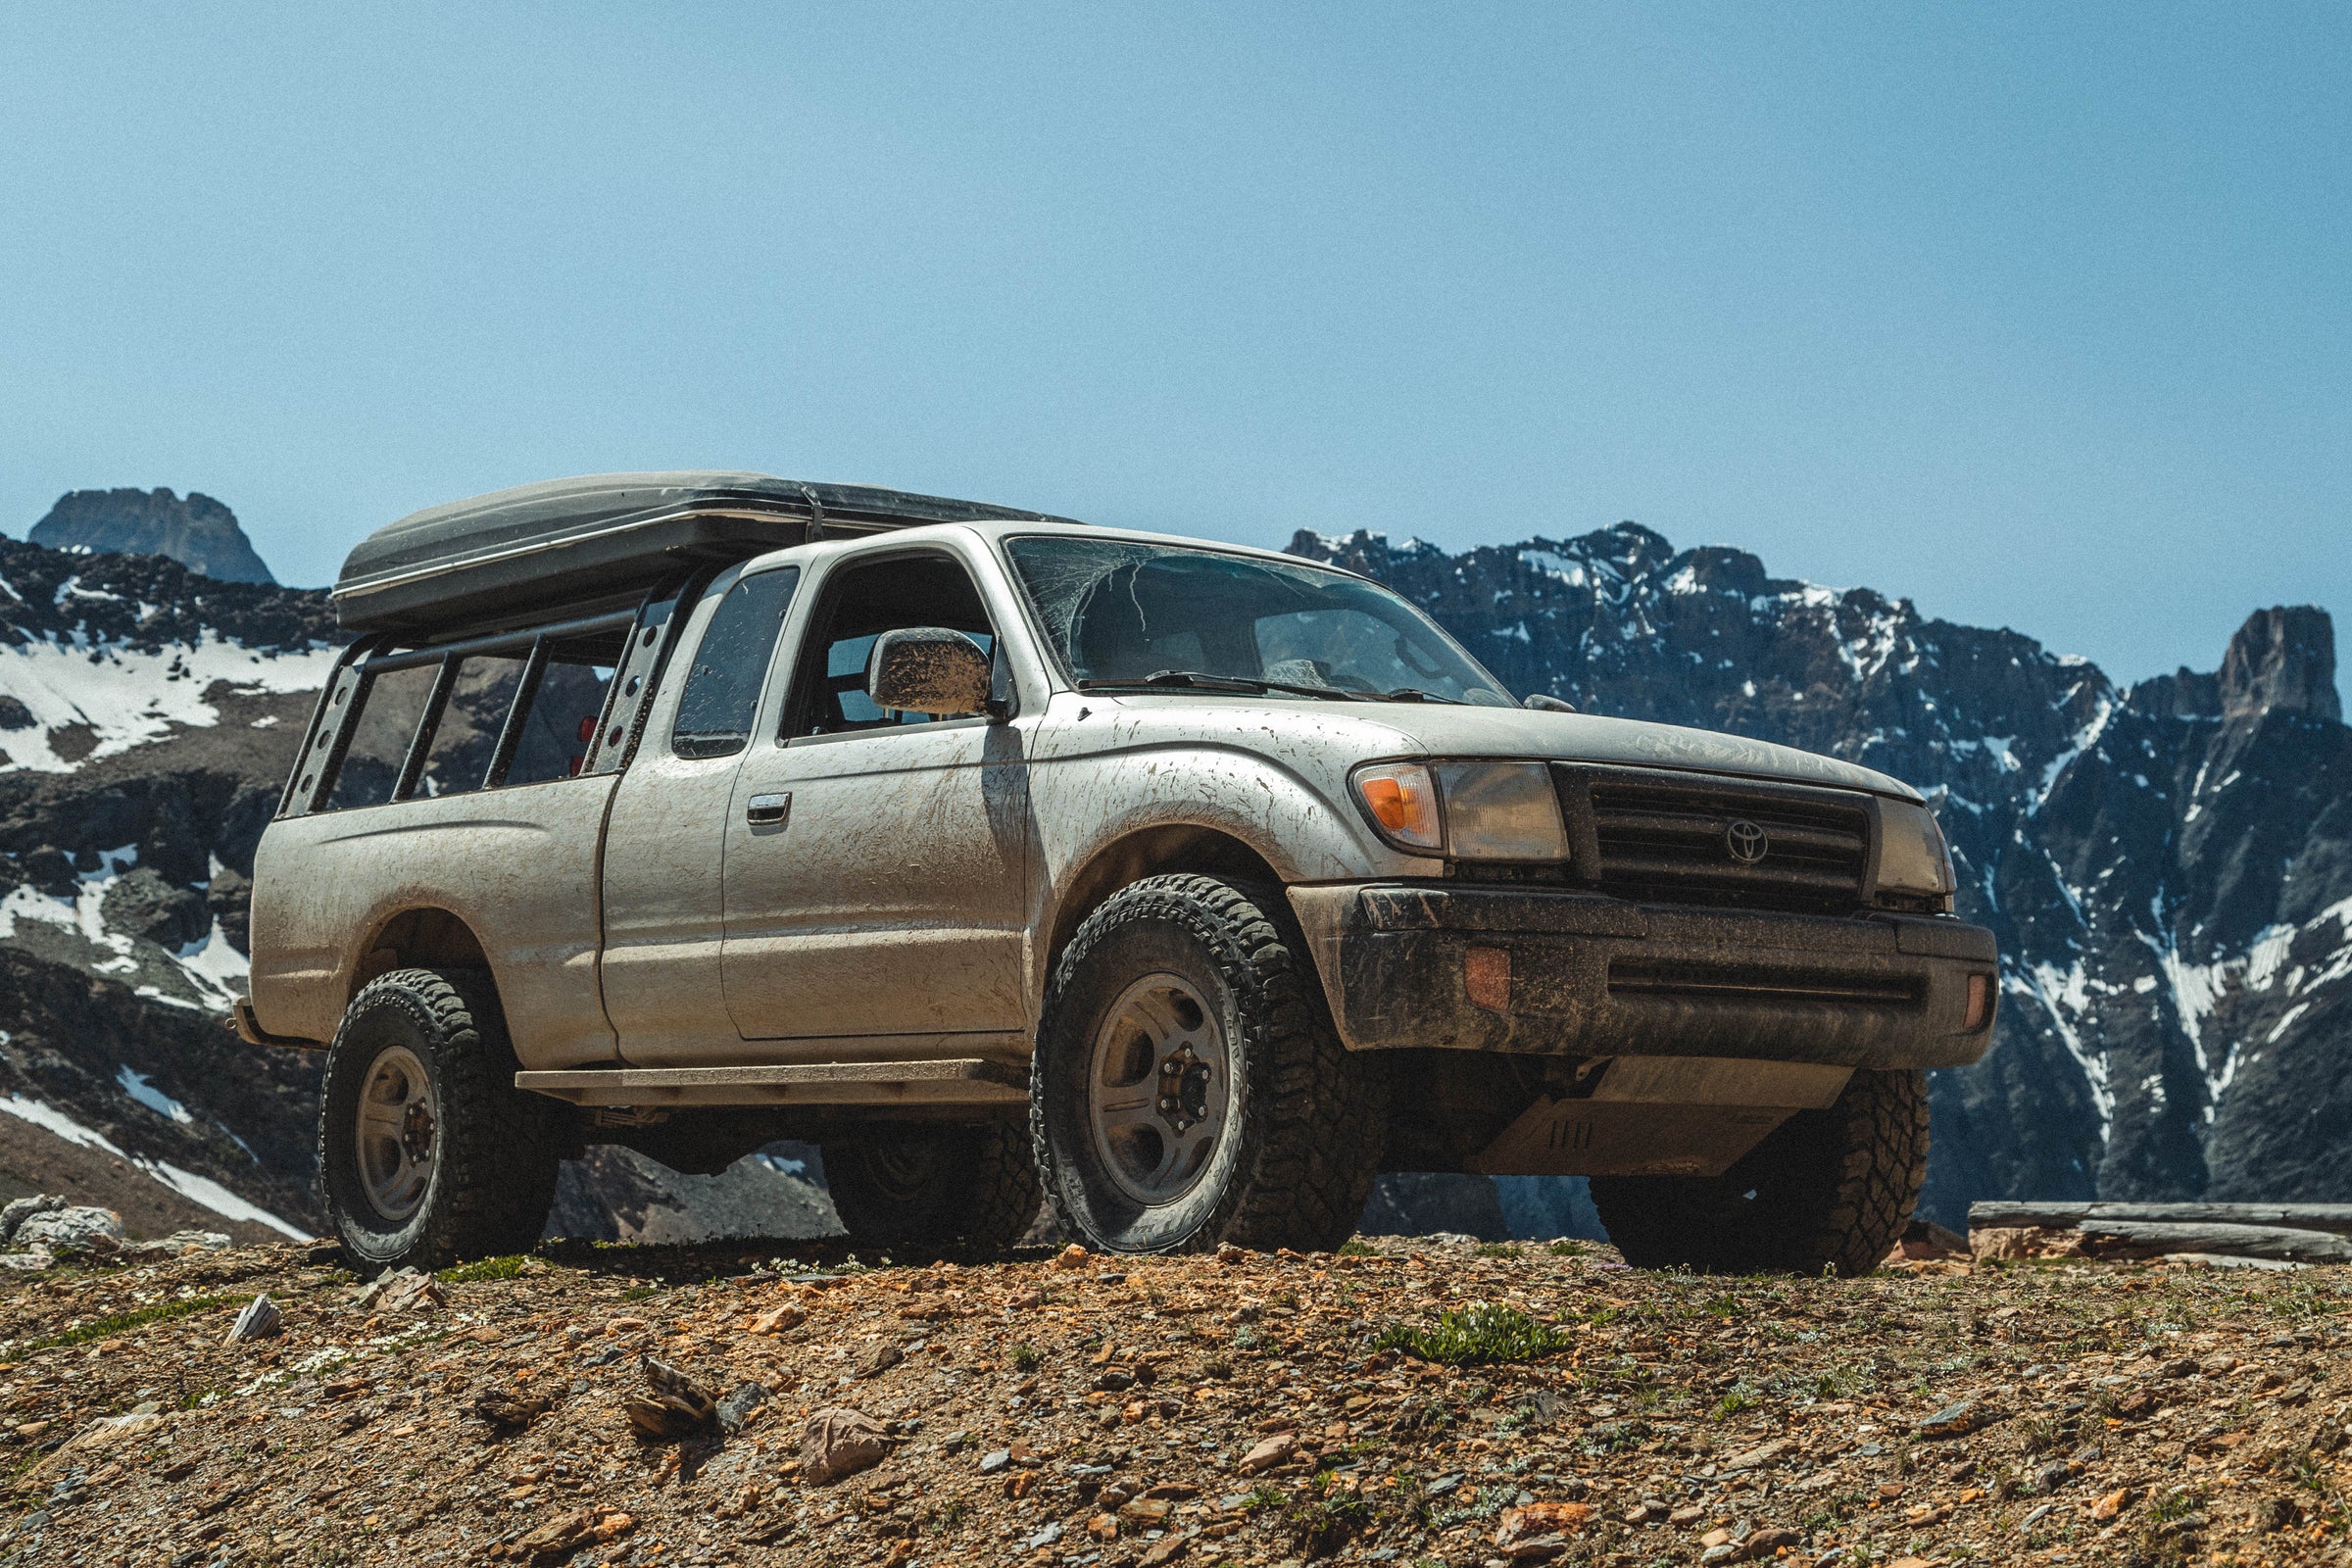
(439, 1254, 530, 1284)
(20, 1294, 241, 1354)
(1372, 1300, 1572, 1366)
(1284, 1473, 1373, 1557)
(1711, 1383, 1759, 1420)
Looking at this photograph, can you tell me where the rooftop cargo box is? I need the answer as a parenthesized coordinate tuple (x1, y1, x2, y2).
(331, 471, 1072, 637)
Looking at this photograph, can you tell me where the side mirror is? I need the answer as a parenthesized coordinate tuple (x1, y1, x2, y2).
(1524, 692, 1577, 713)
(867, 627, 994, 716)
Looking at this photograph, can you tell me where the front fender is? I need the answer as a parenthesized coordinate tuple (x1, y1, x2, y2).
(1030, 741, 1435, 895)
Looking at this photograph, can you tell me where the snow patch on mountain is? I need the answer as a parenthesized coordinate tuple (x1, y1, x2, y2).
(0, 846, 245, 1007)
(0, 628, 336, 772)
(0, 1091, 304, 1238)
(117, 1064, 194, 1125)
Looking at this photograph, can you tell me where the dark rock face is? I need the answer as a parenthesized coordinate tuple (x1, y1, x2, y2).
(1360, 1172, 1511, 1240)
(0, 943, 321, 1233)
(0, 536, 328, 1234)
(545, 1143, 841, 1245)
(101, 867, 211, 950)
(2221, 606, 2340, 723)
(29, 487, 276, 585)
(0, 533, 320, 654)
(1289, 524, 2352, 1223)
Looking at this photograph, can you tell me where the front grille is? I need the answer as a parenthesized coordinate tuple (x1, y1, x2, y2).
(1556, 764, 1872, 914)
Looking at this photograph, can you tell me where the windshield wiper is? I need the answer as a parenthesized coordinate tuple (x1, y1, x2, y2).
(1076, 670, 1367, 702)
(1380, 687, 1462, 704)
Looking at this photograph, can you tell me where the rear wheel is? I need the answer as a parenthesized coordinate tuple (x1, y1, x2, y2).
(1031, 874, 1386, 1254)
(821, 1122, 1039, 1250)
(318, 968, 564, 1272)
(1589, 1067, 1929, 1276)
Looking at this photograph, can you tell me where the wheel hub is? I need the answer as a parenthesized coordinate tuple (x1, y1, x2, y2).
(402, 1101, 435, 1162)
(1154, 1044, 1213, 1134)
(354, 1044, 438, 1224)
(1087, 973, 1231, 1206)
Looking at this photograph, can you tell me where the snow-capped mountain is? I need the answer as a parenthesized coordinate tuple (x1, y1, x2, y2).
(0, 537, 333, 1240)
(0, 514, 2337, 1247)
(1290, 523, 2352, 1223)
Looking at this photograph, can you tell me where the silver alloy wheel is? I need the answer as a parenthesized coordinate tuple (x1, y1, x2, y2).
(354, 1044, 437, 1222)
(1086, 972, 1230, 1205)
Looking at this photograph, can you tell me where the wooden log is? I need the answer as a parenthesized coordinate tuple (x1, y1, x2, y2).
(2064, 1222, 2352, 1264)
(1970, 1201, 2352, 1240)
(1966, 1202, 2352, 1264)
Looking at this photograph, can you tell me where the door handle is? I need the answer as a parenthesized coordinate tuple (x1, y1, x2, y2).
(745, 792, 791, 828)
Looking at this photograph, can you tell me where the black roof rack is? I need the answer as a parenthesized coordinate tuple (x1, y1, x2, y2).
(331, 471, 1076, 636)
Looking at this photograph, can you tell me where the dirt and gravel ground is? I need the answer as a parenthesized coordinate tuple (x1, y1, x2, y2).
(0, 1234, 2346, 1568)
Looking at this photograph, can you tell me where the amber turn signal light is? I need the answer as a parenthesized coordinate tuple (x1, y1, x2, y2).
(1964, 971, 1995, 1032)
(1352, 762, 1443, 852)
(1464, 946, 1511, 1013)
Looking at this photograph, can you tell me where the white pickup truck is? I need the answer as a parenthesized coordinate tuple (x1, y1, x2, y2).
(240, 472, 1995, 1273)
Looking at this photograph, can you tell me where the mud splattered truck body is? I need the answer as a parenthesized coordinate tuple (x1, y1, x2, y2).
(241, 473, 1997, 1270)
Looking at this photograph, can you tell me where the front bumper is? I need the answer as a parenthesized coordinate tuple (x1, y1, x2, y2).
(1288, 883, 1997, 1071)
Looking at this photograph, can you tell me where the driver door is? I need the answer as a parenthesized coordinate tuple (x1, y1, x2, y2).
(718, 548, 1035, 1045)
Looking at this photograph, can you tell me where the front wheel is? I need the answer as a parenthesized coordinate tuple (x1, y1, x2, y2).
(318, 968, 564, 1272)
(1589, 1066, 1929, 1276)
(820, 1122, 1040, 1250)
(1031, 874, 1386, 1254)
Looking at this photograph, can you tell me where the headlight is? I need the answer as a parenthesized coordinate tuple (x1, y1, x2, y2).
(1351, 760, 1569, 861)
(1877, 800, 1956, 898)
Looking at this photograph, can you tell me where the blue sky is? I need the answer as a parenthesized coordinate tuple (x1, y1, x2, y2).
(3, 5, 2346, 693)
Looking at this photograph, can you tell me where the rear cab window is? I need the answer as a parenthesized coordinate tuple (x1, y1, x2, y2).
(671, 567, 801, 760)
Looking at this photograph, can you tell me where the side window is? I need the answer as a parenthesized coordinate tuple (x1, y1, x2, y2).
(788, 554, 997, 739)
(324, 664, 438, 810)
(672, 568, 800, 760)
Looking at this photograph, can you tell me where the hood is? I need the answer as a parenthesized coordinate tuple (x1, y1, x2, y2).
(1092, 694, 1921, 802)
(1377, 704, 1921, 799)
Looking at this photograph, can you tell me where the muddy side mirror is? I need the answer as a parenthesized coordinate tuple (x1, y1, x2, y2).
(867, 627, 994, 716)
(1524, 692, 1577, 713)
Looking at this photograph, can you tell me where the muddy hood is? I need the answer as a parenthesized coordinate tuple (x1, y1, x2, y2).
(1372, 704, 1921, 802)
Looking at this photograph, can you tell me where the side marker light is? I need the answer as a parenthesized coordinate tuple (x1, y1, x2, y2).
(1964, 972, 1995, 1032)
(1465, 947, 1511, 1013)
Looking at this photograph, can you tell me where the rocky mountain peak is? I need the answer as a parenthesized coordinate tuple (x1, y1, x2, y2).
(28, 487, 275, 585)
(1291, 521, 2352, 1222)
(2219, 605, 2339, 723)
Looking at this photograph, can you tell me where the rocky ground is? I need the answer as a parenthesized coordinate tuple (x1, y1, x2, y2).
(0, 1239, 2345, 1568)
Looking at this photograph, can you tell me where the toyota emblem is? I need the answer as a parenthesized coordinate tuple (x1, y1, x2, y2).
(1725, 819, 1770, 864)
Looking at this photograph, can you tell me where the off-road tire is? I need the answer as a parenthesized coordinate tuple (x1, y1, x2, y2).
(318, 967, 564, 1272)
(821, 1123, 1040, 1251)
(1031, 873, 1387, 1254)
(1589, 1067, 1929, 1276)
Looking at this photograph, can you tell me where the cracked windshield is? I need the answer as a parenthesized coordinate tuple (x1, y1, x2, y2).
(1004, 536, 1514, 706)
